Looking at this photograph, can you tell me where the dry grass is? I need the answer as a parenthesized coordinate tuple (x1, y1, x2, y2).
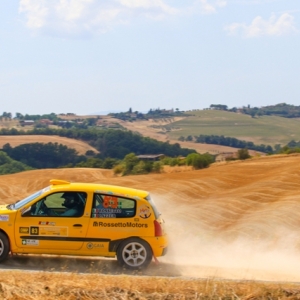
(0, 135, 99, 155)
(1, 271, 300, 299)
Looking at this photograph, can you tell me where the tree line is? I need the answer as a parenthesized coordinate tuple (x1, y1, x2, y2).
(0, 127, 196, 159)
(210, 103, 300, 118)
(0, 142, 214, 176)
(0, 127, 199, 175)
(179, 134, 274, 153)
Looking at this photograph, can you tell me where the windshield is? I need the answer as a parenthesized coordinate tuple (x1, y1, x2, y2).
(14, 186, 50, 210)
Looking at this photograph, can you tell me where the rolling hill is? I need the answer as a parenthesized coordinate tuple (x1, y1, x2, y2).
(116, 110, 300, 149)
(2, 110, 299, 156)
(1, 154, 300, 282)
(0, 135, 99, 155)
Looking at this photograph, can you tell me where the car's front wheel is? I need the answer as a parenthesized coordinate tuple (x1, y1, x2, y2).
(0, 232, 10, 262)
(117, 238, 152, 270)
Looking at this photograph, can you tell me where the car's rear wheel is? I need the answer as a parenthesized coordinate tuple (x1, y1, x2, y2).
(0, 232, 10, 262)
(117, 238, 152, 270)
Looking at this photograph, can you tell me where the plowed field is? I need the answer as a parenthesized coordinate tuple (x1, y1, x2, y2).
(1, 154, 300, 299)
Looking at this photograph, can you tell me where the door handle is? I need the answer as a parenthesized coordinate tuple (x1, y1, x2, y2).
(73, 224, 82, 227)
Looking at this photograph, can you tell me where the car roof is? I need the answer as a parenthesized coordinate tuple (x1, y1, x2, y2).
(49, 179, 149, 200)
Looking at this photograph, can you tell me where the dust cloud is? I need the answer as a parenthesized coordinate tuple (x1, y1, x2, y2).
(156, 191, 300, 282)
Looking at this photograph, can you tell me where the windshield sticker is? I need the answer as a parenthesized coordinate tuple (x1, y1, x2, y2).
(22, 239, 39, 246)
(139, 205, 151, 219)
(19, 227, 29, 234)
(93, 221, 148, 228)
(0, 215, 9, 221)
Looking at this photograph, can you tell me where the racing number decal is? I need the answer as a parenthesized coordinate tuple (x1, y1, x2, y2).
(30, 226, 39, 235)
(103, 196, 118, 208)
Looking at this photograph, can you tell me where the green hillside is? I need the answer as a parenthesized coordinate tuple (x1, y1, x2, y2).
(164, 110, 300, 147)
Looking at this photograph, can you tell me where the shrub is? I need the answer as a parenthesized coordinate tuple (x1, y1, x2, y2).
(152, 161, 162, 173)
(186, 153, 214, 169)
(237, 148, 251, 160)
(113, 164, 124, 175)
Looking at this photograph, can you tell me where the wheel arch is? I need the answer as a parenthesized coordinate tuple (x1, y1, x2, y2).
(109, 236, 151, 253)
(0, 229, 10, 243)
(0, 229, 11, 260)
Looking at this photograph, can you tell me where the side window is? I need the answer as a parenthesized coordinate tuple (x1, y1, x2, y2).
(25, 192, 87, 217)
(92, 193, 135, 218)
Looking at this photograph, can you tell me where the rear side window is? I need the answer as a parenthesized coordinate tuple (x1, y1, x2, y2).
(145, 195, 160, 219)
(92, 193, 136, 218)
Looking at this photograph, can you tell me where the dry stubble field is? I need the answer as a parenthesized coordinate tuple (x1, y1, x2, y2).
(0, 135, 99, 155)
(1, 155, 300, 298)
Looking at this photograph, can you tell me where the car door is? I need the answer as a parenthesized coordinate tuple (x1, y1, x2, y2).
(85, 193, 137, 255)
(14, 191, 89, 251)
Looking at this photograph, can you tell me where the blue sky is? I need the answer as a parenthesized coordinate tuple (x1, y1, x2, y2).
(1, 0, 299, 116)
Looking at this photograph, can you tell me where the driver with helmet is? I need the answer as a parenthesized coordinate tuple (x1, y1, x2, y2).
(60, 192, 82, 216)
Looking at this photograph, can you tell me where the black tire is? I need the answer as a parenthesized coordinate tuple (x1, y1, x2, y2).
(0, 232, 10, 262)
(117, 238, 153, 270)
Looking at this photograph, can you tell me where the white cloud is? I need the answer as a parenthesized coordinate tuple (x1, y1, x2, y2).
(225, 13, 298, 38)
(19, 0, 49, 29)
(18, 0, 180, 36)
(18, 0, 226, 36)
(185, 0, 226, 15)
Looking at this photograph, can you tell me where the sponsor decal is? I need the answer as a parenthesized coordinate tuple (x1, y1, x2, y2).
(19, 227, 29, 234)
(92, 214, 116, 218)
(93, 221, 148, 228)
(30, 226, 39, 235)
(22, 239, 39, 246)
(29, 226, 68, 236)
(39, 221, 56, 226)
(139, 205, 151, 219)
(39, 227, 68, 236)
(0, 215, 9, 222)
(86, 242, 104, 250)
(103, 196, 118, 208)
(92, 208, 122, 214)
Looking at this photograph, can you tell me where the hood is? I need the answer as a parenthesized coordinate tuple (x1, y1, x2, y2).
(0, 204, 12, 214)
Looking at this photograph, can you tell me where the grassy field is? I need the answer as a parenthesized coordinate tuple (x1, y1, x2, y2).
(164, 110, 300, 147)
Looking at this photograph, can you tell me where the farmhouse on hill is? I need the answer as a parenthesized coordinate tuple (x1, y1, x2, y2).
(137, 154, 165, 161)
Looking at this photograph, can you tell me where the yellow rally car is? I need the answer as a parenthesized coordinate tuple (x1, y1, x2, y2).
(0, 179, 168, 269)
